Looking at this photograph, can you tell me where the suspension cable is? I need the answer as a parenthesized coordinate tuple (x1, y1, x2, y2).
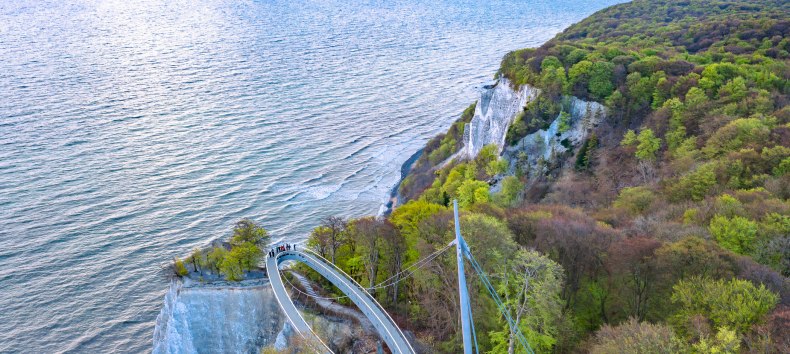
(367, 242, 454, 290)
(465, 249, 535, 354)
(278, 242, 454, 301)
(468, 294, 480, 354)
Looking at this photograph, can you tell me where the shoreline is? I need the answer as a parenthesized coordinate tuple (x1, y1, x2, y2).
(382, 147, 423, 215)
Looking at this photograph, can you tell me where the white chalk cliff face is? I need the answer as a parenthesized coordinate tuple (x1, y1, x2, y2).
(502, 97, 606, 172)
(462, 78, 538, 158)
(459, 78, 605, 172)
(152, 281, 285, 354)
(452, 76, 607, 191)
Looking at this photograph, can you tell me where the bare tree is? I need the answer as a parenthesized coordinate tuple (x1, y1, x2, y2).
(321, 216, 347, 264)
(381, 220, 407, 305)
(533, 210, 619, 311)
(351, 217, 382, 288)
(606, 236, 661, 321)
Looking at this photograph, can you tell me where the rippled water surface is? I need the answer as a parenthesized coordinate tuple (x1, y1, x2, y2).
(0, 0, 625, 352)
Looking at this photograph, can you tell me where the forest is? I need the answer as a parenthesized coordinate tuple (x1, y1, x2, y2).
(301, 1, 789, 353)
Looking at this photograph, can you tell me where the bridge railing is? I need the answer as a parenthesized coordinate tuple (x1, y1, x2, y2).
(277, 249, 415, 354)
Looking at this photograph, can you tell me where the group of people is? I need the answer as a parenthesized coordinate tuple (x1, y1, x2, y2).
(268, 243, 295, 257)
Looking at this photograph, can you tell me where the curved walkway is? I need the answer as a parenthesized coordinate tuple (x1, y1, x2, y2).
(266, 249, 415, 354)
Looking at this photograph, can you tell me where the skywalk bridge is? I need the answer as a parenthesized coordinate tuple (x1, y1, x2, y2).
(266, 248, 414, 354)
(265, 200, 535, 354)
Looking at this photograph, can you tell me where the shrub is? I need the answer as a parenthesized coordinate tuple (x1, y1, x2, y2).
(774, 157, 790, 176)
(683, 208, 699, 225)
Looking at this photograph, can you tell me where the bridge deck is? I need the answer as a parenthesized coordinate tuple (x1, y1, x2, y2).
(266, 250, 415, 354)
(265, 254, 331, 352)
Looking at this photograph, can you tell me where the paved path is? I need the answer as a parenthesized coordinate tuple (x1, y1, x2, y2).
(266, 249, 415, 354)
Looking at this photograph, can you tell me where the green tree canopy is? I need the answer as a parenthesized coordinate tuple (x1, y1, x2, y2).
(230, 219, 269, 247)
(635, 129, 661, 162)
(671, 276, 778, 336)
(709, 215, 758, 255)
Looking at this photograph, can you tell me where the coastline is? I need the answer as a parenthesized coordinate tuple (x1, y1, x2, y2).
(382, 147, 423, 215)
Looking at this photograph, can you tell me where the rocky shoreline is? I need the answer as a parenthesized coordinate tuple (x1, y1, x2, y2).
(382, 147, 423, 215)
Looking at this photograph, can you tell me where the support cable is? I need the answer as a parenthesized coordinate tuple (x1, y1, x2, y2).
(464, 248, 535, 354)
(276, 242, 454, 301)
(367, 242, 454, 290)
(468, 295, 480, 354)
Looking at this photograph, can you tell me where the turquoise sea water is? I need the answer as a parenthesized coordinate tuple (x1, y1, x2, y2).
(0, 0, 625, 352)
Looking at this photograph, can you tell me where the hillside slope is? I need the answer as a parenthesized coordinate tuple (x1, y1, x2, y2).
(306, 1, 790, 352)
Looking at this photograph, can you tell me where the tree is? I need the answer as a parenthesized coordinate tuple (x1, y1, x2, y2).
(557, 111, 571, 134)
(540, 56, 562, 71)
(635, 129, 661, 162)
(380, 219, 407, 305)
(540, 56, 566, 96)
(390, 200, 446, 238)
(461, 213, 518, 270)
(173, 257, 188, 276)
(232, 242, 262, 271)
(319, 216, 347, 264)
(206, 246, 227, 273)
(653, 237, 735, 283)
(574, 134, 598, 172)
(709, 215, 758, 255)
(568, 60, 593, 95)
(220, 250, 243, 281)
(230, 219, 268, 247)
(589, 61, 615, 99)
(626, 72, 655, 111)
(718, 76, 747, 103)
(607, 237, 662, 321)
(590, 318, 686, 354)
(533, 209, 619, 310)
(693, 326, 741, 354)
(489, 249, 565, 354)
(613, 186, 655, 215)
(671, 276, 778, 336)
(190, 247, 203, 273)
(621, 130, 637, 147)
(457, 179, 490, 208)
(649, 237, 739, 322)
(494, 176, 523, 207)
(349, 217, 391, 288)
(670, 162, 717, 201)
(704, 118, 772, 157)
(486, 158, 509, 177)
(307, 226, 332, 259)
(476, 145, 502, 176)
